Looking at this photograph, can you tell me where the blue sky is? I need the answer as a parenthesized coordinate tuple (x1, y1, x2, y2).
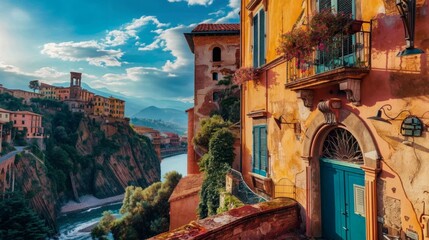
(0, 0, 240, 103)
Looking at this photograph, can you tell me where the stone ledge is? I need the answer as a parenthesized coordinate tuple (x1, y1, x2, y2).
(150, 198, 300, 240)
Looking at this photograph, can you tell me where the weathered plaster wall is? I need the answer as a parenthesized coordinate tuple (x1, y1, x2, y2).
(241, 0, 429, 239)
(170, 192, 200, 230)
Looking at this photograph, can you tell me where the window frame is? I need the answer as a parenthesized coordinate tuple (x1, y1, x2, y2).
(252, 124, 268, 176)
(212, 47, 222, 62)
(252, 8, 266, 68)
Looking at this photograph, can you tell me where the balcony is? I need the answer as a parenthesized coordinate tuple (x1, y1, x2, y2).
(285, 21, 372, 106)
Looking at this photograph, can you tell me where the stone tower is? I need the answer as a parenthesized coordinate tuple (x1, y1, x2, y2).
(69, 72, 82, 100)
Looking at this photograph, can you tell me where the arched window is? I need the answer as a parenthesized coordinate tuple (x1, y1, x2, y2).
(212, 72, 218, 81)
(321, 128, 363, 164)
(213, 47, 221, 62)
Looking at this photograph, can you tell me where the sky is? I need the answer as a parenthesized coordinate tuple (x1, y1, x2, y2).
(0, 0, 240, 104)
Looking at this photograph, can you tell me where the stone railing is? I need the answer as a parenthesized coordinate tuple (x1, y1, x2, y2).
(150, 198, 300, 240)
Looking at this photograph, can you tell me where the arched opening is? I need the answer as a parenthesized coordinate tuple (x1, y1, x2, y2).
(319, 127, 365, 240)
(302, 109, 380, 239)
(213, 47, 221, 62)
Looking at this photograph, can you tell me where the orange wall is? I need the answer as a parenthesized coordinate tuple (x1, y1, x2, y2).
(169, 193, 200, 230)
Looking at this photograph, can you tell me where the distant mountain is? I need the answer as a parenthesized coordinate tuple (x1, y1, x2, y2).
(131, 118, 186, 135)
(132, 106, 187, 128)
(51, 82, 192, 117)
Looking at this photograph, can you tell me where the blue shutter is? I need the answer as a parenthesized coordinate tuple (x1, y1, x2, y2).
(259, 10, 266, 66)
(260, 126, 267, 176)
(252, 125, 267, 176)
(253, 14, 259, 67)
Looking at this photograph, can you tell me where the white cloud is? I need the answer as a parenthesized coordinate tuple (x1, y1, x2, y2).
(176, 96, 194, 103)
(139, 39, 163, 51)
(104, 16, 169, 47)
(157, 24, 195, 72)
(41, 41, 124, 67)
(228, 0, 240, 9)
(41, 15, 169, 67)
(209, 10, 225, 17)
(102, 67, 162, 82)
(167, 0, 214, 6)
(0, 62, 69, 83)
(215, 8, 240, 23)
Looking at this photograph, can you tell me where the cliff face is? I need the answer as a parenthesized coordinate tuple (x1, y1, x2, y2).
(74, 118, 160, 198)
(14, 153, 58, 231)
(11, 117, 160, 233)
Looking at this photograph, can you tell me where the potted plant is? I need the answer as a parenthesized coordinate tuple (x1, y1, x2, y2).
(276, 28, 314, 61)
(309, 9, 353, 45)
(345, 20, 364, 34)
(233, 67, 260, 85)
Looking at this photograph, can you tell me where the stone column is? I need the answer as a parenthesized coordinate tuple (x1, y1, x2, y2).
(362, 166, 380, 240)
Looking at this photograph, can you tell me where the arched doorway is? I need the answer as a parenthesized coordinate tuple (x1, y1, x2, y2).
(302, 109, 380, 239)
(320, 128, 365, 240)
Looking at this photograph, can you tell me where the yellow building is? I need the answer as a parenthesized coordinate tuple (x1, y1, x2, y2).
(240, 0, 429, 239)
(39, 83, 57, 100)
(93, 95, 110, 116)
(108, 97, 125, 118)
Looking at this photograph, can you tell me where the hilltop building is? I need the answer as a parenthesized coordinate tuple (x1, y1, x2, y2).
(237, 0, 429, 239)
(11, 111, 43, 139)
(38, 72, 125, 119)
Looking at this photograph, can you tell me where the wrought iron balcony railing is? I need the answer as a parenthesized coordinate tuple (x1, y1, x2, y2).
(285, 20, 372, 89)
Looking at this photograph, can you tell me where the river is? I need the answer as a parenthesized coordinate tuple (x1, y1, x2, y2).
(57, 153, 187, 240)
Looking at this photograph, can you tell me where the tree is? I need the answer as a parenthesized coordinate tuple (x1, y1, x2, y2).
(28, 80, 40, 93)
(92, 171, 182, 240)
(198, 127, 235, 218)
(193, 115, 231, 153)
(215, 75, 241, 123)
(0, 192, 51, 240)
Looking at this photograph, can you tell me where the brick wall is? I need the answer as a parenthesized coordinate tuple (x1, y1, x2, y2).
(152, 198, 301, 240)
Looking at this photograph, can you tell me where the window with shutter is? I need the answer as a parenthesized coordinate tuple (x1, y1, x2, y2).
(252, 9, 266, 68)
(252, 125, 267, 176)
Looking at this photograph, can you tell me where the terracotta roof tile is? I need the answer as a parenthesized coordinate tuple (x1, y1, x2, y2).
(192, 23, 240, 33)
(169, 174, 204, 202)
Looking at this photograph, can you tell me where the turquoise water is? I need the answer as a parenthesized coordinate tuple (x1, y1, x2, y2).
(57, 154, 187, 239)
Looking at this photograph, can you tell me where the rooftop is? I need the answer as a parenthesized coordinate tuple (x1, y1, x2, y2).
(191, 23, 240, 33)
(184, 23, 240, 53)
(169, 174, 203, 202)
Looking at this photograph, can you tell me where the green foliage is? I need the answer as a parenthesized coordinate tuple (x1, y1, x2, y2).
(28, 80, 40, 93)
(93, 171, 182, 240)
(0, 93, 30, 111)
(215, 74, 241, 123)
(0, 192, 51, 240)
(198, 127, 235, 218)
(91, 211, 116, 240)
(1, 141, 15, 155)
(13, 127, 28, 146)
(193, 115, 231, 151)
(217, 191, 244, 214)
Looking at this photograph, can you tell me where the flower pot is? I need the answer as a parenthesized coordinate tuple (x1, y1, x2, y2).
(346, 20, 363, 34)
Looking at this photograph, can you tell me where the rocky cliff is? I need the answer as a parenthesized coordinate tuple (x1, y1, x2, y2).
(73, 118, 160, 198)
(12, 117, 160, 232)
(14, 153, 58, 231)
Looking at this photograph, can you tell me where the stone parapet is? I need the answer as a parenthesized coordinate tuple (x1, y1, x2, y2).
(151, 198, 300, 240)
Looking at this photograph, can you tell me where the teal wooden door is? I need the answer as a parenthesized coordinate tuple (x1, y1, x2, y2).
(320, 159, 366, 240)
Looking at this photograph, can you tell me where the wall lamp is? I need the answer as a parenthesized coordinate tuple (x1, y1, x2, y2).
(273, 113, 301, 136)
(368, 104, 424, 137)
(396, 0, 425, 56)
